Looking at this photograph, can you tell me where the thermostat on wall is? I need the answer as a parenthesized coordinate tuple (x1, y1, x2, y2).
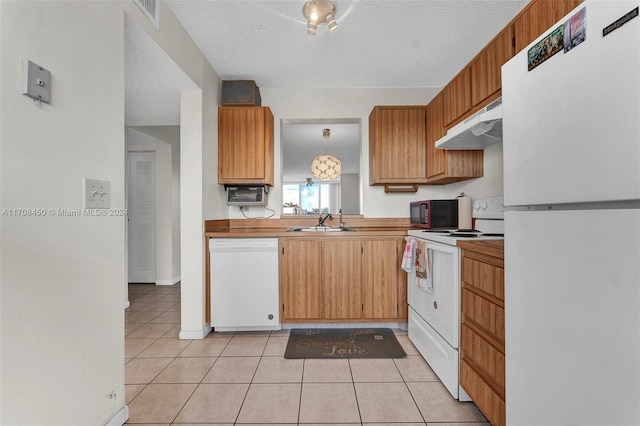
(22, 58, 51, 104)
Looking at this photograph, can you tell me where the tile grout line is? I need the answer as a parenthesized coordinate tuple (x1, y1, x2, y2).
(347, 358, 364, 425)
(393, 353, 427, 425)
(230, 331, 268, 425)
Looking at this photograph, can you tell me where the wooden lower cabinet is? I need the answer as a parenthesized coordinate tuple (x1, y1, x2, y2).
(459, 241, 505, 426)
(363, 239, 407, 319)
(323, 240, 363, 319)
(280, 237, 407, 322)
(280, 239, 323, 320)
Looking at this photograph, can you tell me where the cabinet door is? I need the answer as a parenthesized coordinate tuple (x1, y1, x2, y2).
(362, 238, 406, 320)
(442, 68, 471, 126)
(514, 0, 583, 53)
(471, 26, 515, 107)
(426, 93, 446, 180)
(280, 239, 323, 320)
(322, 240, 363, 319)
(369, 106, 427, 185)
(218, 106, 274, 185)
(426, 93, 484, 184)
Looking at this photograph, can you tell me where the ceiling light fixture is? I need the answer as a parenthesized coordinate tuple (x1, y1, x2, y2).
(302, 0, 338, 36)
(311, 128, 342, 181)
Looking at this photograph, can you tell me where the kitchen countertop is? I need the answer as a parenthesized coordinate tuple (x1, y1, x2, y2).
(204, 217, 411, 238)
(457, 239, 504, 258)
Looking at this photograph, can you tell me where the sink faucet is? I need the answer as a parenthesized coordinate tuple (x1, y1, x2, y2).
(318, 212, 333, 227)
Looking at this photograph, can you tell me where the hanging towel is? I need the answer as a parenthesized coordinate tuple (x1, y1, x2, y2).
(415, 241, 434, 293)
(401, 237, 417, 272)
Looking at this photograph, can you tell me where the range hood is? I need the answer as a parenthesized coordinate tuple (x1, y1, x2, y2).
(436, 97, 502, 150)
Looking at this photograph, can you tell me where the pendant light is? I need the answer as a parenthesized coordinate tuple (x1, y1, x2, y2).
(310, 128, 342, 181)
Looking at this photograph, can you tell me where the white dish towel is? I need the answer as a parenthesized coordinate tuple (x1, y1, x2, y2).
(401, 237, 416, 272)
(415, 241, 434, 293)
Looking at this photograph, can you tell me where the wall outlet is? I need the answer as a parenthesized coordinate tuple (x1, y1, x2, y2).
(83, 178, 110, 209)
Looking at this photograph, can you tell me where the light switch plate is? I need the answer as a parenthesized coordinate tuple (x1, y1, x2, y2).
(83, 178, 110, 209)
(22, 58, 51, 104)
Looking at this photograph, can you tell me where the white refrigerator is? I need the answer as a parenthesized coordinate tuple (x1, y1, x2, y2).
(502, 1, 640, 425)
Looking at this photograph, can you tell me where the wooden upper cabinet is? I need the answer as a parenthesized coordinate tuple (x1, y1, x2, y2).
(426, 93, 446, 180)
(514, 0, 584, 53)
(470, 25, 515, 107)
(369, 106, 428, 186)
(218, 106, 274, 186)
(426, 93, 484, 184)
(442, 67, 471, 127)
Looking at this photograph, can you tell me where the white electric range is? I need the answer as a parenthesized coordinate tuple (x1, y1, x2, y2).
(406, 196, 504, 401)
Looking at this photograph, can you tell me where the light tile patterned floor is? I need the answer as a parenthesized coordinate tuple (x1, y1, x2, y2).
(125, 283, 489, 425)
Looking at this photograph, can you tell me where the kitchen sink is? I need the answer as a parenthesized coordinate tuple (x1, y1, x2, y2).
(288, 226, 354, 232)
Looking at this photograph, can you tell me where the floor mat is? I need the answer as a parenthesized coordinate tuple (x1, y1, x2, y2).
(284, 328, 406, 359)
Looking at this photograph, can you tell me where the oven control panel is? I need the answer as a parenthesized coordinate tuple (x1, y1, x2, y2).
(473, 195, 505, 219)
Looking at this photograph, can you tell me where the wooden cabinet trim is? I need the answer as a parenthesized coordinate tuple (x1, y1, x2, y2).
(462, 288, 505, 345)
(460, 344, 506, 399)
(460, 360, 506, 426)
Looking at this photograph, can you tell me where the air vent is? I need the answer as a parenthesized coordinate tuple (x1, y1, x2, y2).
(133, 0, 159, 28)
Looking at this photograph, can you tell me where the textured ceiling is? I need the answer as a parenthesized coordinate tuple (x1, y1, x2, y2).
(125, 15, 198, 126)
(166, 0, 529, 88)
(125, 0, 528, 175)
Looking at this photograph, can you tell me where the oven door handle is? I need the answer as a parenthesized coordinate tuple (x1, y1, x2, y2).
(406, 237, 457, 254)
(425, 242, 456, 255)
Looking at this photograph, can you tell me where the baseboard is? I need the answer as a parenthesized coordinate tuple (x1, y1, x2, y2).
(179, 324, 212, 340)
(124, 300, 130, 309)
(156, 276, 181, 286)
(281, 322, 408, 330)
(105, 405, 129, 426)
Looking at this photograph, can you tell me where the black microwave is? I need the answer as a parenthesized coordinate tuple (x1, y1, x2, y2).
(410, 199, 458, 229)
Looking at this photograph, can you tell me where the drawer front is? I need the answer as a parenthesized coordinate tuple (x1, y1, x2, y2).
(462, 256, 504, 301)
(461, 324, 505, 389)
(461, 359, 506, 426)
(461, 288, 505, 343)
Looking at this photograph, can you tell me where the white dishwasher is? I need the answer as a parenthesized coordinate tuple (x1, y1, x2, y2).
(209, 238, 280, 331)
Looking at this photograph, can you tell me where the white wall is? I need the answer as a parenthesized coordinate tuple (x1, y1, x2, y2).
(340, 173, 360, 215)
(0, 0, 223, 423)
(0, 1, 126, 424)
(126, 127, 180, 285)
(127, 1, 222, 339)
